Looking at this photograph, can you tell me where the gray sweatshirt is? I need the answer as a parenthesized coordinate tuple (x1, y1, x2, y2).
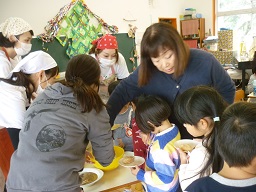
(7, 83, 114, 192)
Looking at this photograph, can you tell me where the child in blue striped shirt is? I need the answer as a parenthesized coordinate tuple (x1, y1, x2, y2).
(130, 95, 181, 192)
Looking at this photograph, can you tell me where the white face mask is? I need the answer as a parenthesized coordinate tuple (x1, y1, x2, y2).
(36, 75, 50, 95)
(36, 84, 45, 95)
(99, 58, 116, 67)
(14, 40, 32, 56)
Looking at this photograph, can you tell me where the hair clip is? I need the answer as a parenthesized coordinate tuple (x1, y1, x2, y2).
(12, 76, 17, 81)
(213, 117, 220, 122)
(70, 76, 78, 82)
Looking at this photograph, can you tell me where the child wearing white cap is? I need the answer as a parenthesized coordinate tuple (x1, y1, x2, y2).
(0, 50, 59, 150)
(0, 17, 33, 78)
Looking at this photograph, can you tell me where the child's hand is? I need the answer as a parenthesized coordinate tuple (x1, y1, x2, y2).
(130, 165, 140, 176)
(177, 148, 189, 164)
(118, 138, 125, 148)
(139, 132, 151, 145)
(85, 150, 94, 164)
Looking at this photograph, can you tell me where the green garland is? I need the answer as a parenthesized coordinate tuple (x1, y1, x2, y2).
(37, 0, 118, 58)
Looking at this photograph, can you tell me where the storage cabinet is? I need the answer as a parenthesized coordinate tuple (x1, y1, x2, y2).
(180, 18, 205, 48)
(159, 18, 177, 30)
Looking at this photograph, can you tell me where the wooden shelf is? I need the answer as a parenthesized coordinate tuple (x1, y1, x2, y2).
(159, 17, 177, 30)
(180, 18, 205, 48)
(183, 37, 200, 40)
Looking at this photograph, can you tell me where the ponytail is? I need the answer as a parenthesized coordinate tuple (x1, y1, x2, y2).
(64, 54, 105, 113)
(201, 122, 223, 177)
(64, 77, 104, 113)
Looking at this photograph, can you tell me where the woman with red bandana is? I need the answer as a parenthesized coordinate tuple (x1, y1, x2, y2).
(89, 34, 130, 103)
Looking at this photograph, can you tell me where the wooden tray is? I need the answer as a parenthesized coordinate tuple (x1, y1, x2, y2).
(100, 180, 145, 192)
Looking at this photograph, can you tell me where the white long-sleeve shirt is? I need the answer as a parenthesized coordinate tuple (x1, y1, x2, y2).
(0, 81, 27, 129)
(247, 74, 256, 93)
(179, 142, 211, 191)
(0, 50, 20, 78)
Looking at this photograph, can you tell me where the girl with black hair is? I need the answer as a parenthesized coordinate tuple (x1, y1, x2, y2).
(174, 85, 228, 190)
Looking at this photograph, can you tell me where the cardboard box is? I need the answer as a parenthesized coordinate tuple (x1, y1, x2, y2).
(209, 50, 235, 64)
(218, 30, 233, 50)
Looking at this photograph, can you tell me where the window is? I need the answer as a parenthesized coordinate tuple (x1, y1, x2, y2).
(216, 0, 256, 56)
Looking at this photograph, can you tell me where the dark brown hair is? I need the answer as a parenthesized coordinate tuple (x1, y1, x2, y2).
(45, 66, 59, 80)
(138, 22, 190, 86)
(135, 95, 171, 134)
(0, 30, 34, 47)
(0, 72, 35, 103)
(0, 63, 58, 104)
(64, 54, 105, 113)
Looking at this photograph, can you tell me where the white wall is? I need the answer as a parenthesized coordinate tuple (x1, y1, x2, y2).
(0, 0, 212, 36)
(180, 0, 213, 34)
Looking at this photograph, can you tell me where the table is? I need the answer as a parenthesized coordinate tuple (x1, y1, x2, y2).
(101, 180, 144, 192)
(236, 58, 254, 92)
(247, 92, 256, 102)
(82, 163, 137, 192)
(248, 92, 256, 98)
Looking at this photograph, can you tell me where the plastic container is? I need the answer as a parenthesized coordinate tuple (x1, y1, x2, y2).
(203, 36, 218, 51)
(205, 42, 218, 51)
(185, 8, 196, 15)
(196, 13, 202, 18)
(90, 146, 124, 171)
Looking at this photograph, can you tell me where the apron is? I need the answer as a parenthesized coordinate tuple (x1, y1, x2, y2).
(99, 66, 117, 103)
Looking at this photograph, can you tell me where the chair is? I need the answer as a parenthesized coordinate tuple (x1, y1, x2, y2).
(234, 89, 245, 102)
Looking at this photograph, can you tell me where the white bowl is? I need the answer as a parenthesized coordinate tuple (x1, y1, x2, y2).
(79, 168, 104, 187)
(174, 139, 200, 152)
(119, 156, 145, 168)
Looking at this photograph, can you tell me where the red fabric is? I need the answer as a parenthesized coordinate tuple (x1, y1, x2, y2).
(131, 118, 147, 170)
(0, 128, 14, 180)
(92, 34, 118, 50)
(181, 19, 199, 36)
(184, 39, 198, 48)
